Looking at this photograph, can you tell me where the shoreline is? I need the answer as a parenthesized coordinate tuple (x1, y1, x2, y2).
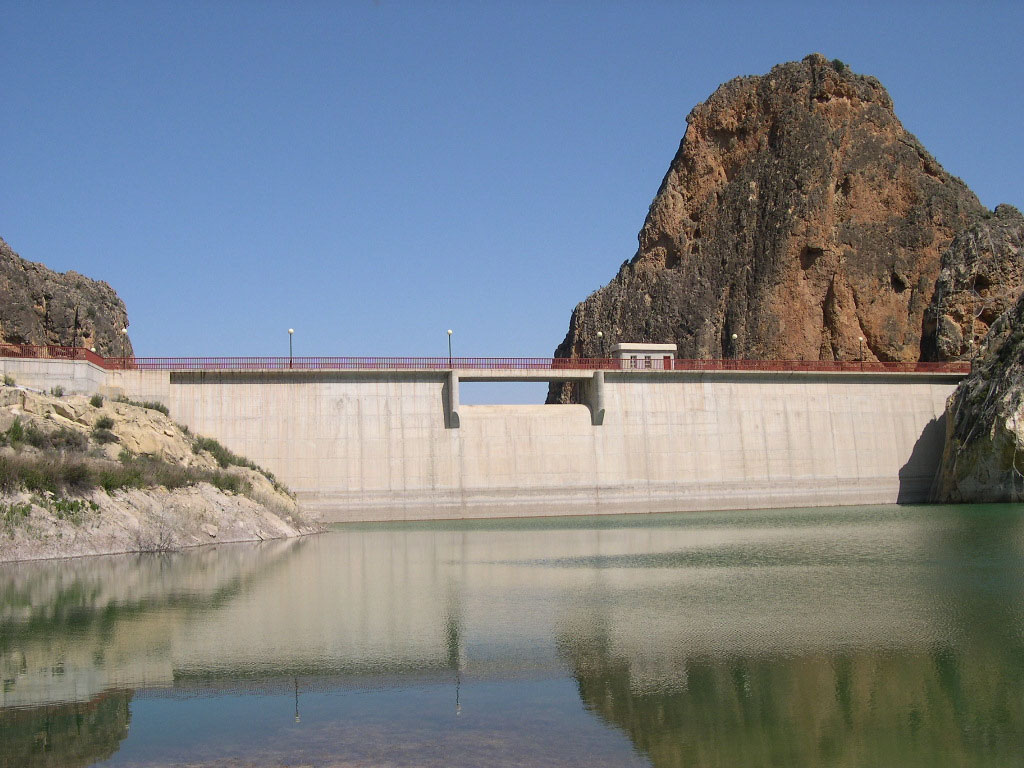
(1, 385, 320, 563)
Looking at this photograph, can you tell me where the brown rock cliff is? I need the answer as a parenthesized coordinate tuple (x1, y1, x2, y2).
(0, 236, 133, 357)
(935, 290, 1024, 502)
(921, 204, 1024, 361)
(550, 54, 986, 401)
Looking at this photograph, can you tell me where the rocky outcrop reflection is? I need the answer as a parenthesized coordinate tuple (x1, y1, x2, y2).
(559, 505, 1024, 768)
(560, 637, 1024, 768)
(1, 539, 303, 709)
(0, 690, 131, 768)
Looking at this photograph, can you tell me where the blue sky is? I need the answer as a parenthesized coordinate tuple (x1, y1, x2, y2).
(2, 1, 1021, 399)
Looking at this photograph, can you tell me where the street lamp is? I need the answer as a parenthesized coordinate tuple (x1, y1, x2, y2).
(858, 336, 865, 362)
(596, 331, 604, 363)
(447, 329, 453, 368)
(120, 327, 128, 369)
(731, 333, 738, 362)
(288, 329, 294, 369)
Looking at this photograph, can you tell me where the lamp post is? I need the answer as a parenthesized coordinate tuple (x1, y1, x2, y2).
(120, 327, 128, 369)
(731, 333, 738, 364)
(596, 331, 604, 364)
(447, 329, 453, 368)
(858, 336, 865, 363)
(288, 329, 294, 369)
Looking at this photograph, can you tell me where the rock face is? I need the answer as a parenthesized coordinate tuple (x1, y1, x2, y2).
(550, 54, 986, 401)
(935, 292, 1024, 502)
(0, 236, 133, 357)
(921, 204, 1024, 361)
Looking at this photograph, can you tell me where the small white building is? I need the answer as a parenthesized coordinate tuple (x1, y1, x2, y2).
(612, 343, 677, 370)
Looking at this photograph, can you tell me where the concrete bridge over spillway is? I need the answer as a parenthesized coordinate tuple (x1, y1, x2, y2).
(1, 346, 970, 522)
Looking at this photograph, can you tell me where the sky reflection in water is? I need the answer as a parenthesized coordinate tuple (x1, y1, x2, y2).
(1, 504, 1023, 767)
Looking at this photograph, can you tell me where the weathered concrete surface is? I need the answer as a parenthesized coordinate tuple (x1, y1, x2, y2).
(0, 356, 108, 394)
(0, 358, 960, 521)
(161, 370, 956, 521)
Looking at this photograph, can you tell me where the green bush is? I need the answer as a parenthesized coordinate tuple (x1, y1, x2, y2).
(97, 464, 145, 492)
(24, 424, 89, 453)
(20, 462, 59, 494)
(90, 394, 104, 408)
(60, 461, 93, 490)
(1, 501, 32, 531)
(115, 396, 169, 416)
(6, 418, 24, 444)
(51, 497, 95, 523)
(95, 416, 115, 430)
(2, 375, 14, 386)
(193, 436, 276, 481)
(0, 448, 253, 500)
(92, 428, 118, 444)
(831, 58, 848, 73)
(50, 386, 64, 398)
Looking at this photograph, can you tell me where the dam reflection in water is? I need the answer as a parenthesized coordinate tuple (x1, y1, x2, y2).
(1, 505, 1023, 767)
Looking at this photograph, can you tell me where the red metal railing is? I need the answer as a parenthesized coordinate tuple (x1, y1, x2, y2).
(1, 344, 972, 374)
(0, 343, 108, 368)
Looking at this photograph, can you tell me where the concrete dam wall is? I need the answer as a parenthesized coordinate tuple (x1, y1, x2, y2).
(0, 357, 960, 522)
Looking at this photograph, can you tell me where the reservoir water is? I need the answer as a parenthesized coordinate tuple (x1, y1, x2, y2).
(2, 504, 1023, 767)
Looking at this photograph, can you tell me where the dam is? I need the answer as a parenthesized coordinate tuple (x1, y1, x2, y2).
(1, 346, 968, 522)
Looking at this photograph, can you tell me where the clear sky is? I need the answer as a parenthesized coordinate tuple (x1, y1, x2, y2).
(2, 1, 1021, 400)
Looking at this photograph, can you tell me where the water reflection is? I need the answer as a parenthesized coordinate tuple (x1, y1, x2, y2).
(557, 505, 1024, 767)
(0, 691, 131, 768)
(0, 505, 1021, 767)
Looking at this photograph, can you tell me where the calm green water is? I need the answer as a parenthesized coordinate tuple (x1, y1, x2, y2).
(2, 504, 1023, 767)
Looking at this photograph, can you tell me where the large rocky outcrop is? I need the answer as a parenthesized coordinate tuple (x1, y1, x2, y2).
(0, 236, 133, 357)
(921, 204, 1024, 361)
(935, 292, 1024, 502)
(550, 54, 987, 401)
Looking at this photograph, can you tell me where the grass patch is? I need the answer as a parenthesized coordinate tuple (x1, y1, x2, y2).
(0, 452, 250, 498)
(4, 418, 24, 444)
(1, 419, 88, 453)
(95, 416, 115, 430)
(50, 496, 98, 523)
(26, 423, 89, 452)
(193, 436, 285, 493)
(90, 394, 104, 408)
(193, 436, 253, 469)
(2, 375, 14, 386)
(92, 428, 118, 444)
(115, 396, 169, 416)
(1, 501, 32, 532)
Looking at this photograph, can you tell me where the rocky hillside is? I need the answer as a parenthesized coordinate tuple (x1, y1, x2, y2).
(550, 54, 988, 400)
(0, 384, 316, 562)
(922, 204, 1024, 361)
(0, 236, 133, 357)
(935, 291, 1024, 502)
